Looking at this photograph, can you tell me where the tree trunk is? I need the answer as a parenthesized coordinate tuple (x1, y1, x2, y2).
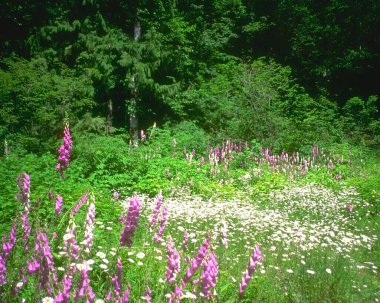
(107, 98, 113, 134)
(129, 19, 141, 147)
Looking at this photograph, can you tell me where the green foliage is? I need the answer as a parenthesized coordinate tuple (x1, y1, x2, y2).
(0, 56, 94, 152)
(173, 59, 341, 151)
(342, 96, 380, 145)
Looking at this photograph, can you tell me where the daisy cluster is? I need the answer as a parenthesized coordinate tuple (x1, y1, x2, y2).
(140, 184, 377, 254)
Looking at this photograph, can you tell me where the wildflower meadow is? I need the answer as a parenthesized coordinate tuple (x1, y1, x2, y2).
(0, 123, 379, 303)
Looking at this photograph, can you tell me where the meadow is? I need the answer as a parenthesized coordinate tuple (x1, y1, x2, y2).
(0, 124, 379, 303)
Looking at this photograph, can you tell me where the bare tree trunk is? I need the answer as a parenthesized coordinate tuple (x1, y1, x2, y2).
(129, 19, 141, 147)
(107, 98, 113, 134)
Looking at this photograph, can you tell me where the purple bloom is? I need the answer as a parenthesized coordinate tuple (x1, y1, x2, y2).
(166, 237, 181, 283)
(181, 236, 210, 287)
(17, 173, 31, 246)
(0, 255, 6, 285)
(149, 192, 163, 232)
(28, 232, 58, 295)
(71, 193, 89, 216)
(194, 251, 218, 300)
(27, 259, 40, 275)
(2, 222, 17, 258)
(122, 284, 131, 303)
(239, 244, 263, 298)
(143, 287, 151, 303)
(63, 221, 79, 262)
(83, 199, 96, 253)
(153, 207, 168, 243)
(120, 194, 141, 247)
(55, 195, 63, 215)
(74, 266, 95, 303)
(112, 258, 123, 298)
(113, 191, 120, 199)
(57, 123, 72, 178)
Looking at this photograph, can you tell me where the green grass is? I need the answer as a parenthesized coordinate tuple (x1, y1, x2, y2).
(0, 142, 379, 302)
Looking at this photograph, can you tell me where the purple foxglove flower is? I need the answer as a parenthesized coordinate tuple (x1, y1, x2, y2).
(181, 236, 210, 287)
(83, 199, 96, 253)
(63, 221, 79, 261)
(59, 275, 72, 303)
(166, 237, 181, 283)
(27, 259, 40, 275)
(36, 232, 58, 293)
(75, 267, 95, 303)
(143, 287, 151, 303)
(112, 259, 123, 298)
(55, 195, 63, 215)
(153, 207, 168, 243)
(57, 123, 72, 178)
(122, 284, 131, 303)
(149, 192, 163, 232)
(113, 191, 120, 199)
(168, 285, 182, 303)
(197, 251, 218, 300)
(71, 193, 89, 216)
(0, 255, 6, 285)
(17, 173, 31, 246)
(120, 194, 141, 247)
(239, 244, 263, 298)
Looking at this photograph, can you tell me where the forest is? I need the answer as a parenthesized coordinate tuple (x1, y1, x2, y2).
(0, 1, 379, 302)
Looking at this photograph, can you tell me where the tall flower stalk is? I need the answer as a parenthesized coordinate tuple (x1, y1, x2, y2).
(16, 173, 31, 249)
(82, 193, 96, 254)
(153, 207, 168, 243)
(239, 244, 263, 299)
(194, 251, 218, 300)
(181, 236, 211, 287)
(57, 122, 72, 178)
(149, 192, 163, 232)
(166, 237, 181, 283)
(71, 193, 89, 216)
(120, 194, 141, 247)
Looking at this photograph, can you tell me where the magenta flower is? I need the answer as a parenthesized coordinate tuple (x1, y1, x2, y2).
(63, 221, 79, 262)
(83, 199, 96, 253)
(195, 251, 218, 300)
(16, 173, 31, 247)
(71, 193, 89, 216)
(0, 255, 6, 285)
(27, 259, 40, 275)
(181, 236, 211, 287)
(55, 195, 63, 215)
(122, 284, 131, 303)
(166, 237, 181, 283)
(153, 207, 168, 243)
(74, 266, 95, 303)
(143, 287, 151, 303)
(239, 244, 263, 298)
(113, 191, 120, 199)
(120, 194, 141, 247)
(149, 192, 163, 232)
(111, 258, 123, 299)
(57, 123, 72, 178)
(347, 204, 354, 212)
